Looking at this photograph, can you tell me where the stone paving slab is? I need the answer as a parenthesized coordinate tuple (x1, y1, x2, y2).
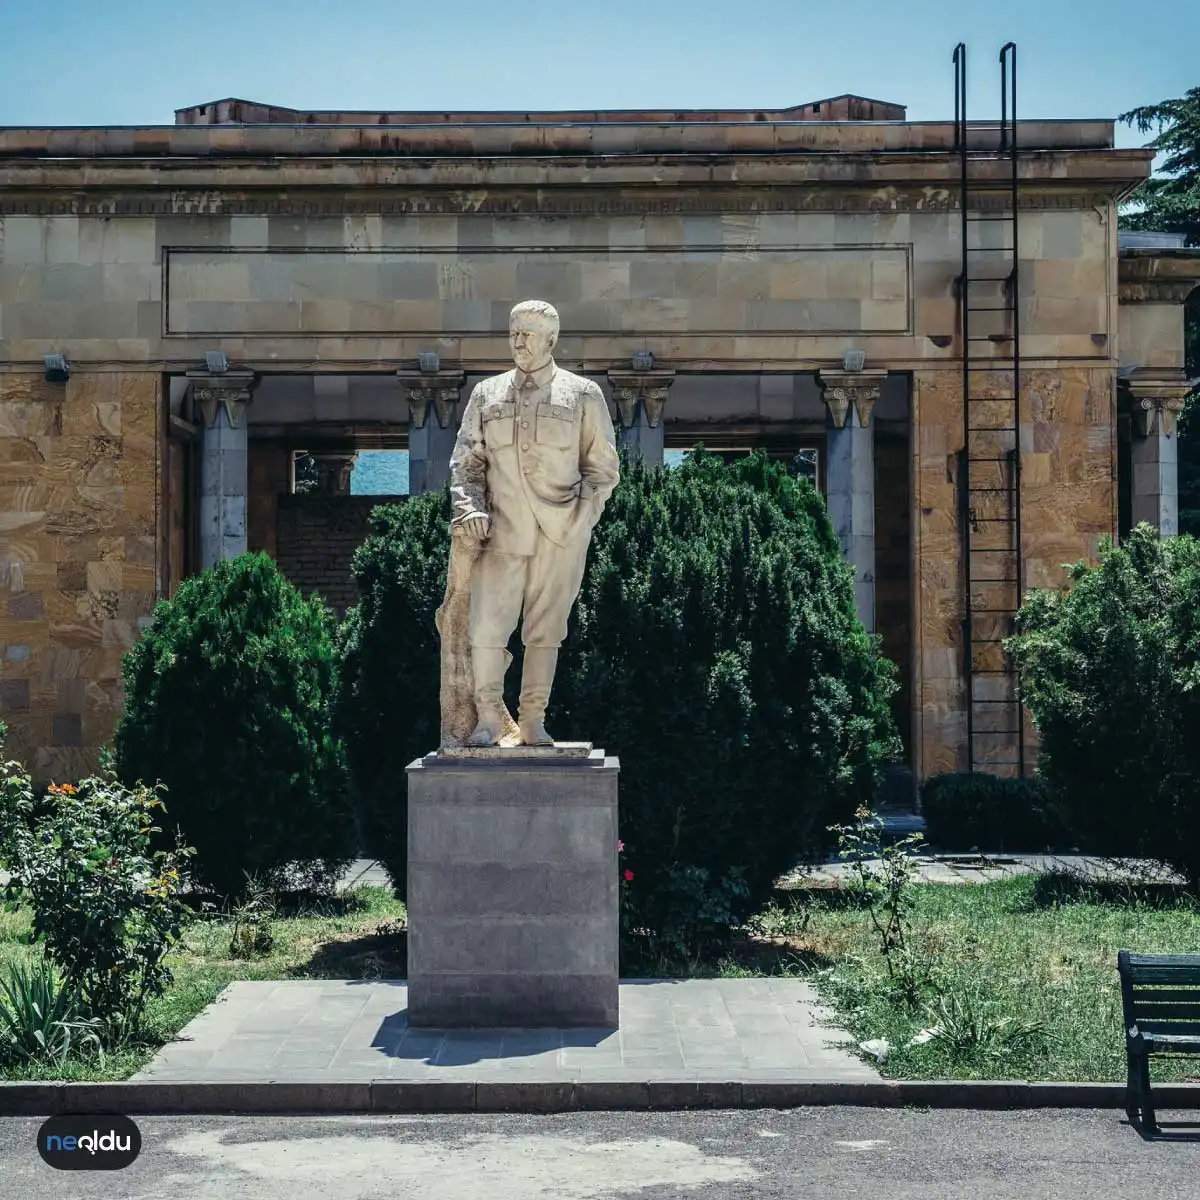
(334, 855, 1186, 895)
(133, 979, 879, 1084)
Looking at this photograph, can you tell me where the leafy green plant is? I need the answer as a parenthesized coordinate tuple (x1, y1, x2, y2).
(0, 760, 193, 1045)
(0, 958, 104, 1069)
(114, 552, 356, 900)
(831, 805, 927, 1008)
(1008, 527, 1200, 890)
(927, 987, 1044, 1060)
(336, 450, 900, 954)
(920, 772, 1065, 852)
(228, 876, 277, 959)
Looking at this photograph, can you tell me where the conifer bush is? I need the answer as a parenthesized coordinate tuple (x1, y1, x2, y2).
(113, 553, 355, 899)
(335, 451, 900, 949)
(1008, 525, 1200, 889)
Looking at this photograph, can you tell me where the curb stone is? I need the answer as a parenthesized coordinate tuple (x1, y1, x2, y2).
(1, 1079, 1199, 1115)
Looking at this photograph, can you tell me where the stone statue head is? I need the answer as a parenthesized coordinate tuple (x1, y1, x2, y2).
(509, 300, 559, 374)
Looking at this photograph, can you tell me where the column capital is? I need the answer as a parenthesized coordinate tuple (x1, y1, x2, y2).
(817, 369, 888, 429)
(397, 370, 466, 430)
(1124, 370, 1194, 437)
(606, 369, 676, 429)
(310, 451, 358, 495)
(186, 369, 258, 429)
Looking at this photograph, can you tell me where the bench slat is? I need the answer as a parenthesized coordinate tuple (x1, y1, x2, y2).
(1136, 1021, 1200, 1037)
(1122, 967, 1200, 984)
(1123, 953, 1200, 969)
(1128, 988, 1200, 1002)
(1131, 1001, 1200, 1017)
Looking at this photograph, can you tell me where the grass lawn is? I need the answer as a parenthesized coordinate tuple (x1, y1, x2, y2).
(0, 886, 405, 1082)
(3, 870, 1199, 1083)
(742, 872, 1200, 1082)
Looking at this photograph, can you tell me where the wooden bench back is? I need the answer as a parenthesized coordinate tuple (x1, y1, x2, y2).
(1118, 950, 1200, 1039)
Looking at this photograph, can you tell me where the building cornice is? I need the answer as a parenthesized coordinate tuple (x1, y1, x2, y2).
(1118, 250, 1200, 304)
(0, 183, 1144, 219)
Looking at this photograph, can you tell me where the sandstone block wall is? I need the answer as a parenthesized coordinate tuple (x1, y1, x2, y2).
(0, 206, 1113, 372)
(912, 365, 1116, 779)
(0, 371, 159, 780)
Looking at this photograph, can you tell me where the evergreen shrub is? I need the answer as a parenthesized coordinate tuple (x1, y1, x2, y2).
(336, 451, 900, 954)
(1008, 526, 1200, 888)
(920, 772, 1063, 852)
(113, 553, 355, 899)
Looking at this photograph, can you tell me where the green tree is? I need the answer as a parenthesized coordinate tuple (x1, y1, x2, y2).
(113, 553, 355, 899)
(1007, 526, 1200, 890)
(334, 451, 900, 952)
(1120, 87, 1200, 246)
(1120, 88, 1200, 532)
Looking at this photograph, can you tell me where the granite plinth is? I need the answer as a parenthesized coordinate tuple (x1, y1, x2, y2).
(435, 741, 593, 760)
(406, 747, 619, 1028)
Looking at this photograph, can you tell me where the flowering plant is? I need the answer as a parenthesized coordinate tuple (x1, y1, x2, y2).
(0, 749, 193, 1045)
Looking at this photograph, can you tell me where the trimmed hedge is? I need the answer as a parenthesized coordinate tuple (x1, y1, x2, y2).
(335, 449, 901, 952)
(920, 771, 1065, 853)
(113, 553, 355, 899)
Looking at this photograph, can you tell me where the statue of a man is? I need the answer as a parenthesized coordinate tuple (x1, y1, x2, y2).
(446, 300, 621, 746)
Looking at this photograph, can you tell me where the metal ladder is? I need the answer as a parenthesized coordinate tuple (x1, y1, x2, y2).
(952, 42, 1025, 776)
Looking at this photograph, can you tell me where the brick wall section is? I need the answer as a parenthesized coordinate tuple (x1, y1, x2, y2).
(0, 372, 159, 782)
(275, 495, 407, 616)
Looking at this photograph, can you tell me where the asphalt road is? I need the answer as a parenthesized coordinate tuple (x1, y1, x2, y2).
(3, 1107, 1199, 1199)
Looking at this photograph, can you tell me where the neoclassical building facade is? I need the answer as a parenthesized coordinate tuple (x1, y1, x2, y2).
(1, 94, 1197, 786)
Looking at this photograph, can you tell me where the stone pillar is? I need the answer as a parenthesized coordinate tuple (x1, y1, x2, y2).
(1125, 371, 1191, 537)
(817, 369, 888, 634)
(187, 370, 258, 569)
(399, 370, 465, 494)
(607, 370, 675, 467)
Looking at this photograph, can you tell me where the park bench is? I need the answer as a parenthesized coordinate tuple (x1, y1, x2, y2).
(1117, 950, 1200, 1133)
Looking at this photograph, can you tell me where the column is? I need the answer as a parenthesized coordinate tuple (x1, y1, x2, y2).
(398, 371, 465, 494)
(187, 369, 258, 569)
(817, 369, 887, 634)
(1126, 371, 1191, 537)
(607, 369, 675, 467)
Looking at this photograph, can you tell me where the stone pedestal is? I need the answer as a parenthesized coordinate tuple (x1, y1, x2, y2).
(406, 744, 619, 1028)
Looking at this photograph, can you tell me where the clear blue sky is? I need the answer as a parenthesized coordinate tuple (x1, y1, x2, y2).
(0, 0, 1194, 151)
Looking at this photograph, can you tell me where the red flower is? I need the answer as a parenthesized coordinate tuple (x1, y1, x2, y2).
(623, 869, 634, 882)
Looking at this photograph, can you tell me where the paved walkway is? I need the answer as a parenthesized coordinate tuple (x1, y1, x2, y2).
(133, 979, 878, 1084)
(336, 855, 1183, 895)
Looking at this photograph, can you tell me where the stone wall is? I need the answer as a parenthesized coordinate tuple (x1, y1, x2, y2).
(912, 365, 1116, 779)
(0, 371, 159, 780)
(0, 206, 1116, 374)
(274, 494, 406, 616)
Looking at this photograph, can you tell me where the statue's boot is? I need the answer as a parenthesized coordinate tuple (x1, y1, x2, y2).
(518, 646, 558, 746)
(465, 646, 508, 746)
